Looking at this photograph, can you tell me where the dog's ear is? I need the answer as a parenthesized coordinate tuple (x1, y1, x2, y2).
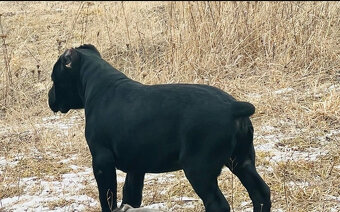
(62, 48, 79, 69)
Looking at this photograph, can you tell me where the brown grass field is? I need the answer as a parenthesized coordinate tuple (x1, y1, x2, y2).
(0, 1, 339, 211)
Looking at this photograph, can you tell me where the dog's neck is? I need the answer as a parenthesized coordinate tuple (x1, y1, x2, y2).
(78, 55, 137, 114)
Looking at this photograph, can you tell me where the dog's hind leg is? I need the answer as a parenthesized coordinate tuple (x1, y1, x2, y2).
(184, 168, 230, 212)
(122, 172, 145, 208)
(182, 158, 230, 212)
(227, 159, 271, 212)
(226, 119, 271, 212)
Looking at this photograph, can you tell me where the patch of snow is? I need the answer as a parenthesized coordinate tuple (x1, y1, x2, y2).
(288, 181, 309, 188)
(261, 125, 276, 132)
(318, 129, 340, 144)
(1, 194, 98, 212)
(59, 155, 78, 164)
(171, 201, 196, 210)
(324, 195, 340, 202)
(273, 209, 285, 212)
(144, 202, 167, 210)
(255, 131, 295, 144)
(145, 173, 177, 184)
(240, 201, 251, 208)
(239, 207, 252, 212)
(173, 196, 199, 202)
(38, 114, 83, 136)
(257, 165, 274, 173)
(0, 157, 20, 175)
(69, 164, 80, 170)
(256, 142, 328, 162)
(0, 126, 11, 136)
(0, 166, 99, 211)
(273, 87, 294, 95)
(246, 93, 262, 99)
(255, 126, 328, 163)
(0, 157, 7, 166)
(116, 170, 127, 183)
(327, 84, 340, 91)
(233, 201, 253, 212)
(323, 195, 340, 212)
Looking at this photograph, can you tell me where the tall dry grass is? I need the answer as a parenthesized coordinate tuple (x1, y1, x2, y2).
(0, 1, 339, 211)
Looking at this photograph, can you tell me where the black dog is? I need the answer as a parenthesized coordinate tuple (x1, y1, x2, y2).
(48, 44, 271, 212)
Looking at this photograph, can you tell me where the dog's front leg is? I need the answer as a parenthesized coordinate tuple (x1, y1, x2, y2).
(92, 149, 117, 212)
(122, 172, 145, 208)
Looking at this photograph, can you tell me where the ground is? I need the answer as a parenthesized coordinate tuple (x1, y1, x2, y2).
(0, 2, 339, 212)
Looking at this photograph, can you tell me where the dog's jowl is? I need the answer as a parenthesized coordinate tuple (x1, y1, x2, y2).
(48, 44, 271, 212)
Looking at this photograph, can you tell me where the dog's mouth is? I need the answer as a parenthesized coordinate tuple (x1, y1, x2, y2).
(49, 102, 69, 114)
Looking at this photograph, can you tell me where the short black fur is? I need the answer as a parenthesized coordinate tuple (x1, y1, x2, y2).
(48, 44, 271, 212)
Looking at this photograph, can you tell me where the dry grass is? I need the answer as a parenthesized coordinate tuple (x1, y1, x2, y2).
(0, 1, 339, 211)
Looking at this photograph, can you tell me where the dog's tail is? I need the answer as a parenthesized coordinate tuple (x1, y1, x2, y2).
(231, 101, 255, 118)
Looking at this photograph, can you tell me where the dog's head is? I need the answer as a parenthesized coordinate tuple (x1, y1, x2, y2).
(48, 46, 84, 113)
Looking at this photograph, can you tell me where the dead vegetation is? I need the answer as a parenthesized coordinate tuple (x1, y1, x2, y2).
(0, 1, 339, 211)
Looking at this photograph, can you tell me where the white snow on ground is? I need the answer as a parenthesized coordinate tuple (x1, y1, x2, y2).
(39, 114, 84, 136)
(143, 202, 167, 210)
(246, 87, 295, 99)
(250, 84, 339, 98)
(237, 201, 284, 212)
(0, 157, 19, 175)
(144, 173, 177, 184)
(287, 181, 309, 188)
(0, 164, 99, 211)
(256, 141, 328, 163)
(0, 126, 11, 137)
(273, 87, 294, 95)
(1, 194, 97, 212)
(253, 126, 339, 163)
(0, 165, 205, 212)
